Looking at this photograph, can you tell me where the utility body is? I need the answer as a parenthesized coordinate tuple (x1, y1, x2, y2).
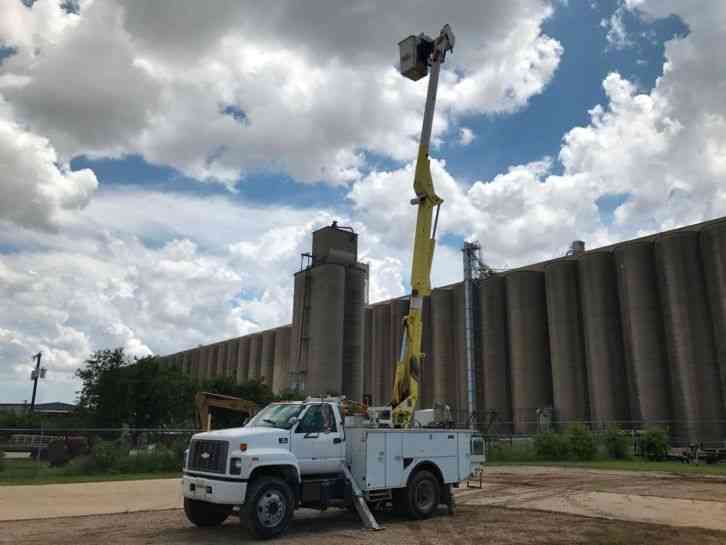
(181, 399, 477, 538)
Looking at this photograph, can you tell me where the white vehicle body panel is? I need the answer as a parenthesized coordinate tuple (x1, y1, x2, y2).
(345, 427, 473, 491)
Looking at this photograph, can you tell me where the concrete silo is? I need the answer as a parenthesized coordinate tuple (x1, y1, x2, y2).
(236, 337, 250, 384)
(505, 270, 552, 433)
(544, 260, 589, 424)
(578, 251, 630, 427)
(261, 330, 276, 387)
(362, 307, 373, 400)
(431, 288, 454, 408)
(343, 265, 368, 400)
(700, 222, 726, 417)
(479, 274, 512, 433)
(656, 232, 724, 446)
(248, 334, 262, 381)
(614, 242, 672, 425)
(272, 326, 291, 394)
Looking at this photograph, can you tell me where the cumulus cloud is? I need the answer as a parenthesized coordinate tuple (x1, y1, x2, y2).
(0, 0, 563, 186)
(0, 101, 98, 230)
(601, 5, 633, 50)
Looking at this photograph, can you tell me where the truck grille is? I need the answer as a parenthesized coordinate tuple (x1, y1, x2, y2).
(188, 440, 228, 474)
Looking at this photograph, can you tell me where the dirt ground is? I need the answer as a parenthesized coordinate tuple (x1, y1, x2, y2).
(3, 466, 726, 545)
(4, 505, 726, 545)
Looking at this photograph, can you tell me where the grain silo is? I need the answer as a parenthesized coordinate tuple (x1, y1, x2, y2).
(614, 242, 671, 425)
(545, 260, 589, 424)
(578, 251, 630, 427)
(236, 337, 250, 384)
(506, 270, 552, 433)
(655, 232, 724, 446)
(261, 330, 276, 387)
(479, 274, 511, 432)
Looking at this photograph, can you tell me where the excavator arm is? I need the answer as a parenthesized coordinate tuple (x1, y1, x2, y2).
(391, 25, 454, 427)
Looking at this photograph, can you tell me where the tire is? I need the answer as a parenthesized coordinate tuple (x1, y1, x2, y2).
(404, 470, 440, 520)
(242, 476, 294, 539)
(184, 498, 232, 527)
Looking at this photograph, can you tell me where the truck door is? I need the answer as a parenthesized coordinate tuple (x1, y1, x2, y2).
(318, 403, 345, 473)
(292, 404, 328, 474)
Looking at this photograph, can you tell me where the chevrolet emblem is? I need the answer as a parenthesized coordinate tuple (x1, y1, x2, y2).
(200, 452, 210, 460)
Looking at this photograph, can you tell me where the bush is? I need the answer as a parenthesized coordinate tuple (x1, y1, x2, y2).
(534, 431, 570, 460)
(0, 450, 5, 472)
(640, 427, 669, 461)
(603, 425, 630, 460)
(487, 440, 536, 462)
(566, 424, 596, 461)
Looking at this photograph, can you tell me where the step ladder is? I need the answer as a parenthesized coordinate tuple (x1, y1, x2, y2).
(340, 462, 383, 531)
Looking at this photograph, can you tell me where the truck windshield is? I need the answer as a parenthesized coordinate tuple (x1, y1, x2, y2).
(246, 404, 303, 430)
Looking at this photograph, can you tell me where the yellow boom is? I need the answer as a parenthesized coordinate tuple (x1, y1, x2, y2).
(391, 25, 455, 427)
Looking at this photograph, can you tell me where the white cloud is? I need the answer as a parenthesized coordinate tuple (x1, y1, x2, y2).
(458, 127, 475, 146)
(0, 0, 563, 188)
(601, 5, 633, 50)
(0, 100, 98, 231)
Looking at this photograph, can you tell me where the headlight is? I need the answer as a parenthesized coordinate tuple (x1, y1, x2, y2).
(230, 457, 243, 475)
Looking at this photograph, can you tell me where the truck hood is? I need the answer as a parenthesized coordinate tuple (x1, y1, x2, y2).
(193, 426, 290, 451)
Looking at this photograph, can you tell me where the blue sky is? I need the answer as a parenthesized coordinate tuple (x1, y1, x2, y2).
(2, 0, 724, 403)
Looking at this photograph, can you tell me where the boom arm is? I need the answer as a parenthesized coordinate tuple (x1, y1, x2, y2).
(391, 25, 454, 427)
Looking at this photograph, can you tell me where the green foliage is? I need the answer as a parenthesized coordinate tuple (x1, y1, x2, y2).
(114, 447, 181, 473)
(0, 450, 5, 472)
(640, 427, 669, 461)
(76, 349, 196, 428)
(66, 440, 181, 475)
(275, 389, 306, 401)
(534, 431, 570, 460)
(566, 423, 596, 461)
(487, 440, 536, 462)
(603, 425, 630, 460)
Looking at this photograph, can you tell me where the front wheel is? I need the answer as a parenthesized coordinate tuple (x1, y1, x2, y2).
(405, 470, 440, 519)
(184, 498, 232, 527)
(242, 476, 294, 539)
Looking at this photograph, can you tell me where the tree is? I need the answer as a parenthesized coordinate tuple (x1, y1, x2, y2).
(76, 349, 195, 428)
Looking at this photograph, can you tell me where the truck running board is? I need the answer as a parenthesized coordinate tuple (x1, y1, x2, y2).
(340, 462, 384, 531)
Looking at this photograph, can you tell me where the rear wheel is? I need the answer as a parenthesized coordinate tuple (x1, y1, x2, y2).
(184, 498, 232, 527)
(404, 470, 440, 519)
(242, 476, 294, 539)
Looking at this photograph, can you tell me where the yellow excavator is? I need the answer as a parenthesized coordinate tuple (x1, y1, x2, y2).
(391, 25, 455, 427)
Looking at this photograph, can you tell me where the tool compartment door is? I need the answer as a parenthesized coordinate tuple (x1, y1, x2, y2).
(402, 432, 458, 459)
(365, 432, 387, 490)
(385, 433, 404, 488)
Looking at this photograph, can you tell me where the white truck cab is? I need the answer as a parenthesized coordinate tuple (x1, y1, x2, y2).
(181, 399, 480, 539)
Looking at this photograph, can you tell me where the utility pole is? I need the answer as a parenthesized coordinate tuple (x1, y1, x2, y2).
(29, 352, 45, 412)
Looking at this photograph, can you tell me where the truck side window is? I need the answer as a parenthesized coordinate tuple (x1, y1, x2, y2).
(297, 404, 324, 434)
(322, 404, 336, 433)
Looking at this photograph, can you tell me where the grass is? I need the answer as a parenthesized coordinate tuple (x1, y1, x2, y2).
(0, 457, 179, 486)
(488, 458, 726, 476)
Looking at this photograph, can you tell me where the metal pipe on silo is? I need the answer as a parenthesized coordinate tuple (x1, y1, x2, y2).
(261, 331, 276, 387)
(479, 275, 511, 433)
(272, 326, 291, 393)
(545, 260, 589, 425)
(578, 251, 630, 428)
(236, 337, 250, 384)
(248, 335, 262, 381)
(700, 222, 726, 417)
(506, 270, 552, 434)
(306, 264, 345, 395)
(614, 242, 672, 425)
(431, 288, 454, 408)
(343, 265, 367, 400)
(655, 232, 724, 446)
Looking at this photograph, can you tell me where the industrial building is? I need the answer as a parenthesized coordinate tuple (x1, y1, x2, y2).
(160, 218, 726, 446)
